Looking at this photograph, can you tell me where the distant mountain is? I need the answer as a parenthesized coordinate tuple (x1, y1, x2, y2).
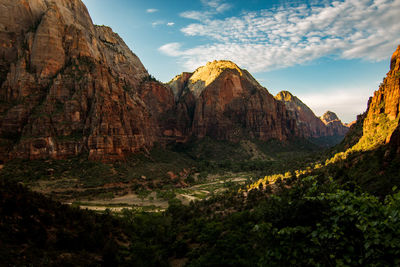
(274, 91, 348, 138)
(320, 111, 349, 136)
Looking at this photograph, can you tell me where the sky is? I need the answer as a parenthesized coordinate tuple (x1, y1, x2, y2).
(81, 0, 400, 123)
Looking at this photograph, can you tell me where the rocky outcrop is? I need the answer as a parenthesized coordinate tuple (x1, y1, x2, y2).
(336, 45, 400, 155)
(275, 91, 330, 138)
(354, 45, 400, 150)
(168, 61, 299, 142)
(0, 0, 172, 161)
(274, 91, 349, 139)
(0, 0, 360, 162)
(320, 111, 349, 136)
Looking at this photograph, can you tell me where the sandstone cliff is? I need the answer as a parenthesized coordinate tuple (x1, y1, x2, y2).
(0, 0, 172, 161)
(275, 91, 329, 138)
(333, 44, 400, 157)
(352, 45, 400, 151)
(0, 0, 357, 162)
(168, 61, 299, 142)
(320, 111, 349, 136)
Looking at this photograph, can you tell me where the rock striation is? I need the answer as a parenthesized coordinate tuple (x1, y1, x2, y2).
(168, 61, 299, 142)
(274, 91, 347, 138)
(320, 111, 349, 136)
(355, 45, 400, 150)
(0, 0, 172, 161)
(0, 0, 352, 162)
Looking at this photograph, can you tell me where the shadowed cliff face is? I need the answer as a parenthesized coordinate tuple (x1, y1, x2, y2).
(0, 0, 163, 161)
(320, 111, 349, 136)
(169, 61, 299, 142)
(274, 91, 349, 139)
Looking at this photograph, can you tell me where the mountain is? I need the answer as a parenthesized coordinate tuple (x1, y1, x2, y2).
(274, 91, 349, 147)
(320, 111, 349, 136)
(0, 0, 349, 162)
(0, 0, 175, 161)
(168, 60, 300, 142)
(343, 45, 400, 153)
(360, 45, 400, 150)
(274, 91, 349, 138)
(325, 44, 400, 194)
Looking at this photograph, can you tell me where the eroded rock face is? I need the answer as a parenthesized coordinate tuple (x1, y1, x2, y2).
(275, 92, 349, 138)
(320, 111, 349, 136)
(275, 91, 328, 138)
(359, 45, 400, 147)
(0, 0, 163, 161)
(339, 45, 400, 154)
(168, 61, 299, 142)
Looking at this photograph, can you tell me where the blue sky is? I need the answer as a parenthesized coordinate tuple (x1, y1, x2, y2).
(81, 0, 400, 123)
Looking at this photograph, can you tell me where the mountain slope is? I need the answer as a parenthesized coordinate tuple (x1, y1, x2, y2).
(0, 0, 175, 161)
(320, 111, 350, 136)
(169, 60, 300, 142)
(322, 44, 400, 194)
(275, 91, 331, 138)
(343, 45, 400, 153)
(275, 91, 348, 146)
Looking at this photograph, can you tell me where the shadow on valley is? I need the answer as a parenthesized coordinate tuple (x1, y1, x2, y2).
(0, 137, 325, 203)
(1, 135, 400, 265)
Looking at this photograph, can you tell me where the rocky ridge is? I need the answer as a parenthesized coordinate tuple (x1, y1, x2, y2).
(353, 45, 400, 152)
(274, 91, 349, 138)
(168, 61, 299, 142)
(320, 111, 349, 136)
(0, 0, 161, 161)
(0, 0, 351, 161)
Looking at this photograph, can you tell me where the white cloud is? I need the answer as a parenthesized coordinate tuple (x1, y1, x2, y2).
(146, 8, 158, 13)
(180, 11, 211, 21)
(159, 43, 183, 56)
(180, 0, 231, 21)
(162, 0, 400, 72)
(152, 21, 164, 27)
(152, 21, 175, 27)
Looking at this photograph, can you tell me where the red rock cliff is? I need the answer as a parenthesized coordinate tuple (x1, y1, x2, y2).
(0, 0, 170, 161)
(320, 111, 349, 136)
(357, 45, 400, 149)
(168, 61, 299, 142)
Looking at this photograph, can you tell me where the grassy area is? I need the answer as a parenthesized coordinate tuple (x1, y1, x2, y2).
(0, 138, 324, 207)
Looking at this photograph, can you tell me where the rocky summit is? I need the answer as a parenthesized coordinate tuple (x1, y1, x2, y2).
(320, 111, 349, 136)
(0, 0, 349, 162)
(168, 60, 300, 142)
(274, 91, 349, 138)
(358, 45, 400, 151)
(0, 0, 167, 161)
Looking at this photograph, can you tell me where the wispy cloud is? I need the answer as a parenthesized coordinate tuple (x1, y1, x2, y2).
(146, 8, 158, 13)
(152, 21, 176, 27)
(180, 0, 231, 21)
(201, 0, 231, 12)
(161, 0, 400, 72)
(152, 21, 164, 27)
